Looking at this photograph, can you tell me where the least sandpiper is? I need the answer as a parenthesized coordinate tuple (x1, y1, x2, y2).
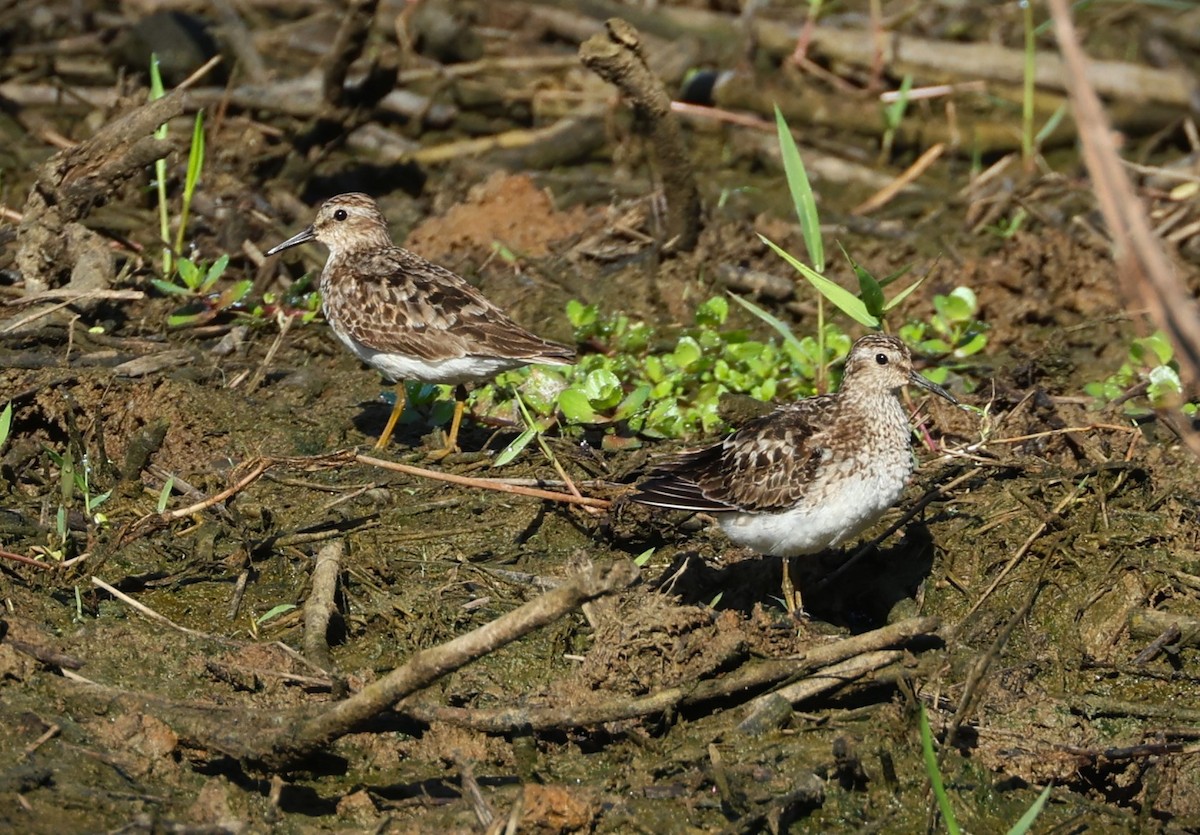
(631, 333, 957, 612)
(266, 193, 576, 456)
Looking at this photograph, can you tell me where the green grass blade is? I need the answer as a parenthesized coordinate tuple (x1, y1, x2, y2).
(881, 271, 928, 312)
(728, 292, 806, 356)
(256, 603, 297, 626)
(1006, 784, 1052, 835)
(884, 74, 914, 130)
(174, 110, 205, 259)
(148, 54, 172, 277)
(759, 235, 877, 327)
(1035, 102, 1069, 147)
(920, 705, 961, 835)
(492, 427, 536, 467)
(773, 105, 824, 271)
(156, 476, 174, 513)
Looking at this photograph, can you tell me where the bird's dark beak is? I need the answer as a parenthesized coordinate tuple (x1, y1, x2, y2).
(907, 370, 958, 405)
(265, 225, 316, 256)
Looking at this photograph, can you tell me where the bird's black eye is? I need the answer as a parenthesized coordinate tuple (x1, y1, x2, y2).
(333, 209, 348, 221)
(875, 353, 889, 365)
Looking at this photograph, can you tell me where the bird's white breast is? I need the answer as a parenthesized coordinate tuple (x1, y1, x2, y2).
(330, 328, 523, 385)
(717, 447, 915, 557)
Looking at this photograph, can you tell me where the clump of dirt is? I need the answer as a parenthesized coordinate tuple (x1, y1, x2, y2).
(575, 594, 746, 695)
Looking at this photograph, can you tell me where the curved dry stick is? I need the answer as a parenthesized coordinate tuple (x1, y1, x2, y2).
(168, 459, 272, 520)
(355, 453, 612, 509)
(258, 560, 638, 768)
(580, 18, 702, 252)
(120, 458, 273, 545)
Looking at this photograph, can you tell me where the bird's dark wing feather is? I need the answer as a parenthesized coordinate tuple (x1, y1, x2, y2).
(328, 248, 575, 363)
(632, 396, 838, 513)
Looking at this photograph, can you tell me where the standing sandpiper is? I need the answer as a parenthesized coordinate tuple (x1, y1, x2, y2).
(266, 193, 576, 457)
(630, 333, 957, 612)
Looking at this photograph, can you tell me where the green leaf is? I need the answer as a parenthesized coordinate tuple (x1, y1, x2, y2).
(949, 286, 977, 315)
(558, 389, 597, 424)
(773, 105, 824, 271)
(877, 263, 914, 289)
(1147, 364, 1183, 407)
(166, 312, 205, 328)
(492, 426, 537, 466)
(956, 332, 988, 358)
(759, 235, 878, 327)
(88, 489, 113, 512)
(149, 278, 193, 297)
(613, 385, 651, 421)
(213, 279, 253, 312)
(203, 253, 230, 289)
(729, 291, 811, 355)
(256, 604, 297, 626)
(579, 368, 623, 409)
(673, 336, 703, 370)
(1006, 785, 1052, 835)
(156, 476, 174, 513)
(881, 270, 928, 312)
(695, 296, 729, 327)
(839, 243, 885, 319)
(634, 547, 655, 567)
(1134, 331, 1174, 366)
(0, 401, 11, 449)
(176, 258, 201, 291)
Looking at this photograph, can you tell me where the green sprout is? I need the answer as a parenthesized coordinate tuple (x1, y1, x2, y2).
(149, 55, 207, 278)
(149, 254, 252, 327)
(44, 448, 112, 526)
(898, 287, 988, 389)
(149, 55, 247, 325)
(762, 107, 929, 357)
(881, 74, 914, 162)
(1085, 331, 1197, 418)
(1021, 0, 1036, 168)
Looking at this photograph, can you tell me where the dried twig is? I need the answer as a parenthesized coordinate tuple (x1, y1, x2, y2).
(355, 453, 611, 509)
(402, 616, 939, 732)
(1048, 0, 1200, 456)
(303, 539, 345, 673)
(259, 560, 637, 767)
(580, 18, 702, 252)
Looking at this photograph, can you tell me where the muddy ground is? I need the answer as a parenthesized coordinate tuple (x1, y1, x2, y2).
(2, 1, 1200, 833)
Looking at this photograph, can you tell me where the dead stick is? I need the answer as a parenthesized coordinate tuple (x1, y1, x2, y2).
(738, 650, 905, 735)
(355, 454, 611, 508)
(402, 615, 938, 732)
(260, 560, 638, 767)
(852, 142, 946, 215)
(304, 539, 345, 672)
(580, 18, 702, 252)
(1048, 0, 1200, 457)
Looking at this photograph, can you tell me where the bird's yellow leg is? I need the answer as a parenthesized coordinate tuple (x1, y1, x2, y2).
(428, 397, 466, 460)
(781, 556, 805, 616)
(373, 384, 407, 450)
